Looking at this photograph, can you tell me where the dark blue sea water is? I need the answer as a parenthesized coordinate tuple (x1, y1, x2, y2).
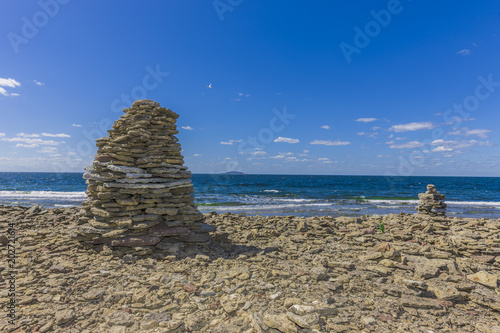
(0, 172, 499, 218)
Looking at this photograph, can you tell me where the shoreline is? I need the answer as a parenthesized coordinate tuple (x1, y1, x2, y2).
(0, 205, 499, 332)
(0, 198, 500, 220)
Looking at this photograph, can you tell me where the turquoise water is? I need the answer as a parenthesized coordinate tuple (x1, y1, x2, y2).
(0, 172, 499, 218)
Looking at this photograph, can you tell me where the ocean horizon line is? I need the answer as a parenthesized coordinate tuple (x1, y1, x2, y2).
(0, 171, 499, 178)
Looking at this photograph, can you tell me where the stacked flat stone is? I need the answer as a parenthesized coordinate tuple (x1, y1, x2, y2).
(77, 99, 213, 249)
(416, 184, 447, 217)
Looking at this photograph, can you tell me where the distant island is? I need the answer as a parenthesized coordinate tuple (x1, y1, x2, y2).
(220, 171, 246, 175)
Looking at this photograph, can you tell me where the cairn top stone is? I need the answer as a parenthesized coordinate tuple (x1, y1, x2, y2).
(132, 99, 160, 107)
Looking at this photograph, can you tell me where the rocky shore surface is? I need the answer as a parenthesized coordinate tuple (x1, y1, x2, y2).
(1, 205, 500, 332)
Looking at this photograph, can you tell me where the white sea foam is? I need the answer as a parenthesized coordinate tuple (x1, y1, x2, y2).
(198, 202, 336, 211)
(366, 198, 500, 208)
(367, 199, 418, 205)
(273, 198, 316, 203)
(0, 191, 86, 201)
(446, 201, 500, 208)
(263, 190, 280, 193)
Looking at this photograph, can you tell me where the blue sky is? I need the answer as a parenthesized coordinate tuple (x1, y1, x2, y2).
(0, 0, 499, 176)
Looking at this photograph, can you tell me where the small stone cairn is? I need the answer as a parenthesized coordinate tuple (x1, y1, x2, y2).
(77, 99, 213, 250)
(416, 184, 447, 217)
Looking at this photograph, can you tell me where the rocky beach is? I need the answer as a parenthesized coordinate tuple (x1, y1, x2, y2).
(1, 100, 500, 332)
(1, 204, 500, 332)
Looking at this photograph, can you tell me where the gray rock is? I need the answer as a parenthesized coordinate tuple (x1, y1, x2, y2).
(107, 311, 136, 327)
(263, 313, 298, 333)
(55, 309, 75, 325)
(0, 235, 8, 246)
(107, 165, 147, 174)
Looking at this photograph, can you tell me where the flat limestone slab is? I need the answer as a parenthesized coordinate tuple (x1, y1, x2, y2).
(102, 180, 191, 189)
(107, 165, 147, 174)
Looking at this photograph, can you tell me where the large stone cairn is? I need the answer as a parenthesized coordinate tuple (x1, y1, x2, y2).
(416, 184, 447, 217)
(77, 99, 213, 250)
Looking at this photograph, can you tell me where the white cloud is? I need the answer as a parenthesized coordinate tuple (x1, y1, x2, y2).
(465, 129, 491, 138)
(432, 146, 453, 152)
(271, 152, 294, 159)
(1, 137, 61, 146)
(37, 147, 58, 154)
(34, 80, 45, 86)
(303, 150, 309, 153)
(72, 124, 82, 128)
(389, 122, 434, 132)
(249, 150, 268, 156)
(358, 131, 378, 138)
(444, 116, 476, 126)
(310, 139, 351, 146)
(0, 133, 5, 138)
(16, 133, 40, 138)
(41, 133, 71, 138)
(318, 158, 330, 161)
(274, 136, 299, 144)
(220, 139, 243, 145)
(181, 126, 194, 130)
(193, 154, 202, 157)
(448, 127, 491, 139)
(320, 125, 330, 130)
(456, 49, 471, 56)
(389, 141, 425, 149)
(0, 78, 21, 88)
(16, 143, 39, 148)
(431, 139, 492, 151)
(356, 118, 377, 123)
(0, 78, 21, 97)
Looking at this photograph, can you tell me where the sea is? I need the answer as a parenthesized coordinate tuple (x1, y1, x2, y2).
(0, 172, 499, 219)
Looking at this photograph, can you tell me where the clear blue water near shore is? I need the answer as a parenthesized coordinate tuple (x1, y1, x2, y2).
(0, 172, 499, 218)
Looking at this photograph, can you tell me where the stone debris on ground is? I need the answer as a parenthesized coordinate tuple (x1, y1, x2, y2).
(1, 205, 499, 332)
(77, 99, 213, 251)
